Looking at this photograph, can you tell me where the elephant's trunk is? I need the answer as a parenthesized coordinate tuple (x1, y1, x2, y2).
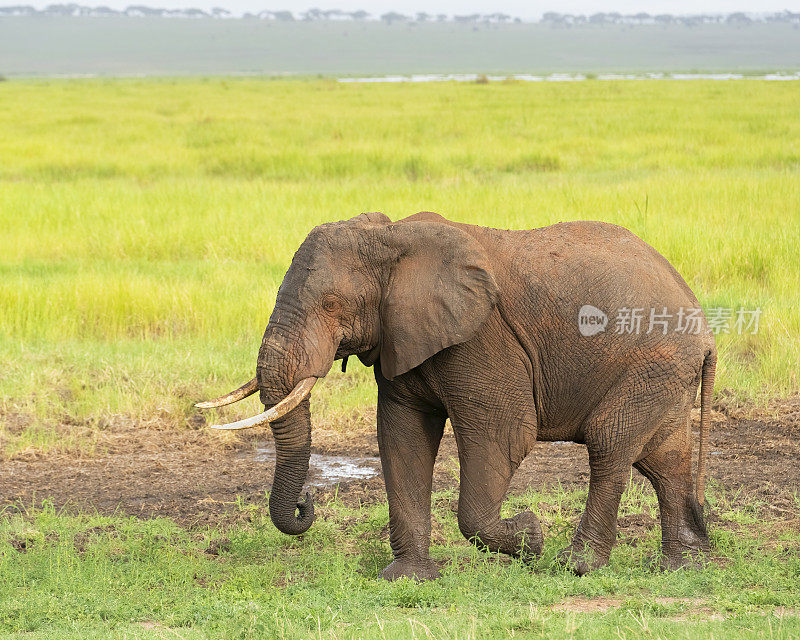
(268, 397, 315, 535)
(252, 284, 340, 535)
(257, 309, 329, 536)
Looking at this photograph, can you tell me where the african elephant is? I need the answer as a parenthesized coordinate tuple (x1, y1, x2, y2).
(197, 211, 716, 581)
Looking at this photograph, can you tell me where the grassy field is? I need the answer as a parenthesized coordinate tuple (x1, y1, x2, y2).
(1, 78, 798, 445)
(1, 19, 800, 77)
(1, 77, 799, 638)
(4, 480, 800, 639)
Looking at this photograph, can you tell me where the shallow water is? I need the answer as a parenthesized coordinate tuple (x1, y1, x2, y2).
(339, 72, 800, 83)
(254, 446, 381, 486)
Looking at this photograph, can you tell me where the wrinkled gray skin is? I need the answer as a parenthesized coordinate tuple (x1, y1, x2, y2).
(256, 211, 716, 580)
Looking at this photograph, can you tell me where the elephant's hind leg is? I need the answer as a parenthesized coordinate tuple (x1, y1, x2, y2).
(557, 463, 630, 575)
(634, 410, 710, 570)
(559, 369, 685, 576)
(455, 435, 543, 563)
(377, 396, 445, 582)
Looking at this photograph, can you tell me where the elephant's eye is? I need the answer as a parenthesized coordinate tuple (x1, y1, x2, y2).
(322, 295, 341, 314)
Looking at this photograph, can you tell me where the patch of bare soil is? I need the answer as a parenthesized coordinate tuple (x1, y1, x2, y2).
(551, 596, 728, 620)
(551, 596, 625, 613)
(1, 401, 799, 527)
(550, 596, 800, 621)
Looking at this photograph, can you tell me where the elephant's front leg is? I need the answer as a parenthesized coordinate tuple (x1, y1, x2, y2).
(377, 396, 445, 581)
(454, 425, 543, 563)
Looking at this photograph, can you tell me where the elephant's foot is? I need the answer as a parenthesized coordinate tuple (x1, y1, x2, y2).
(466, 510, 543, 563)
(655, 508, 710, 571)
(649, 549, 706, 572)
(556, 541, 610, 576)
(380, 557, 440, 582)
(656, 538, 710, 571)
(504, 511, 544, 563)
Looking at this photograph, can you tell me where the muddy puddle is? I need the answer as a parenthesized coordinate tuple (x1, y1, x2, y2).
(253, 446, 381, 487)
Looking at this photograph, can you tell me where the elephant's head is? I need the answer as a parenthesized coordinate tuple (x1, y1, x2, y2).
(196, 212, 498, 535)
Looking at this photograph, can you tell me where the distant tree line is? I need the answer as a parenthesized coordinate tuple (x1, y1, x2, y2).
(540, 11, 800, 26)
(0, 5, 496, 19)
(0, 3, 231, 16)
(0, 5, 523, 20)
(1, 5, 798, 25)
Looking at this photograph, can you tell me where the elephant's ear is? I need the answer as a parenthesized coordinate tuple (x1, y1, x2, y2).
(378, 221, 499, 380)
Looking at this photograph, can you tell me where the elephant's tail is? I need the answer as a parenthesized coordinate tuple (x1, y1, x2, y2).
(696, 349, 716, 506)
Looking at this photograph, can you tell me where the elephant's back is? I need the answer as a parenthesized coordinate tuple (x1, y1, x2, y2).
(430, 215, 712, 349)
(511, 221, 700, 310)
(493, 220, 715, 366)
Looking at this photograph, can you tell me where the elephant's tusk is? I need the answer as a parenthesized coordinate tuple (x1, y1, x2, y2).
(208, 377, 317, 430)
(195, 377, 259, 408)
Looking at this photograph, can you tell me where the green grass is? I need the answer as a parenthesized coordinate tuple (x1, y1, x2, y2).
(1, 77, 798, 451)
(2, 480, 799, 639)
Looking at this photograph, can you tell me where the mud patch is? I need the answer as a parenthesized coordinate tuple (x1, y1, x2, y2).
(8, 536, 32, 553)
(1, 401, 799, 526)
(205, 537, 231, 556)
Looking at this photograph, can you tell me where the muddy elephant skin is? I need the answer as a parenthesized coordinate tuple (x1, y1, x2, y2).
(200, 211, 716, 581)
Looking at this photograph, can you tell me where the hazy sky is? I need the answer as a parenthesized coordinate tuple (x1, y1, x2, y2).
(27, 0, 800, 18)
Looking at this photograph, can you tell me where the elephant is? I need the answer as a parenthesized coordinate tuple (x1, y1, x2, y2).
(196, 211, 716, 581)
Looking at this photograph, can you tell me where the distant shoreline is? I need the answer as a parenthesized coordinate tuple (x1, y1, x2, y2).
(337, 73, 800, 82)
(5, 72, 799, 81)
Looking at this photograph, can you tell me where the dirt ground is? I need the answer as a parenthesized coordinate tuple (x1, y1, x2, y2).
(2, 400, 799, 528)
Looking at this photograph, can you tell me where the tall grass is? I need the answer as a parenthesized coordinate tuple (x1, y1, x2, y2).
(1, 78, 798, 436)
